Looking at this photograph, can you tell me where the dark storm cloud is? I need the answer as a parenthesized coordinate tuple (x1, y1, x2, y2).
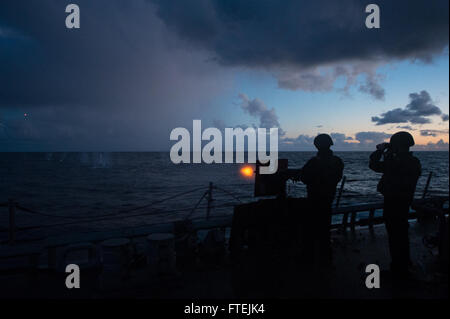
(0, 0, 232, 150)
(151, 0, 448, 99)
(151, 0, 448, 67)
(371, 91, 445, 125)
(442, 114, 449, 121)
(1, 1, 448, 151)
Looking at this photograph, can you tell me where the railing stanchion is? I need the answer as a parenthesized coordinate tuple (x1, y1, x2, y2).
(336, 176, 347, 230)
(336, 176, 346, 209)
(422, 172, 433, 199)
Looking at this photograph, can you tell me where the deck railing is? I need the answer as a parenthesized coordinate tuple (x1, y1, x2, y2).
(0, 171, 443, 243)
(1, 172, 447, 265)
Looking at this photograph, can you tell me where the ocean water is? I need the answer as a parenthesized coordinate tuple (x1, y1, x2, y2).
(0, 152, 448, 240)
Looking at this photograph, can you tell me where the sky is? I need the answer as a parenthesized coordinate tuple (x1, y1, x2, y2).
(0, 0, 448, 151)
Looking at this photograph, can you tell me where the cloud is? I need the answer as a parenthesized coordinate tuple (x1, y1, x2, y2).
(0, 1, 233, 151)
(238, 94, 286, 135)
(281, 130, 448, 151)
(420, 129, 449, 137)
(358, 74, 385, 100)
(354, 131, 391, 145)
(1, 1, 448, 151)
(330, 132, 354, 143)
(397, 125, 415, 130)
(280, 131, 390, 150)
(371, 90, 445, 125)
(152, 0, 448, 67)
(275, 62, 387, 100)
(281, 134, 315, 148)
(413, 139, 449, 151)
(152, 0, 448, 98)
(276, 68, 336, 92)
(442, 114, 449, 121)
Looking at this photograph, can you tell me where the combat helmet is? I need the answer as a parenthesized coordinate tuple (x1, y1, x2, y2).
(390, 131, 415, 148)
(314, 134, 334, 150)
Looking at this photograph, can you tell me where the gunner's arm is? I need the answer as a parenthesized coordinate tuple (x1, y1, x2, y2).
(280, 168, 302, 182)
(369, 150, 385, 173)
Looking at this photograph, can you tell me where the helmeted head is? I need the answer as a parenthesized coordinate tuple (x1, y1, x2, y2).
(390, 131, 415, 152)
(314, 134, 334, 150)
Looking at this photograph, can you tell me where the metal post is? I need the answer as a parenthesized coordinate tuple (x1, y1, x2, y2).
(8, 199, 16, 244)
(336, 176, 347, 230)
(336, 176, 346, 209)
(422, 172, 433, 199)
(206, 182, 213, 220)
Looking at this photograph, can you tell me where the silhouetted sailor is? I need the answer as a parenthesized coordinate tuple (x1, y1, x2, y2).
(369, 131, 421, 278)
(298, 134, 344, 266)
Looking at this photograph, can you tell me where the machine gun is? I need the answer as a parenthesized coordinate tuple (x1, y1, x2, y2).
(254, 159, 302, 197)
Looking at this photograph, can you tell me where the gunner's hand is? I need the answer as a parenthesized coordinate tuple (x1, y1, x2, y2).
(376, 142, 389, 151)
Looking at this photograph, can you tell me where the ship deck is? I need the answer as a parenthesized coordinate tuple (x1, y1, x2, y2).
(109, 220, 448, 299)
(0, 217, 447, 299)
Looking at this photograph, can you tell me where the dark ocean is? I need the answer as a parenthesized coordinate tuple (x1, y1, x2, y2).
(0, 152, 448, 240)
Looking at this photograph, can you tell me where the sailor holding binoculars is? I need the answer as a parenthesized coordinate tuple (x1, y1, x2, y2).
(370, 131, 422, 279)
